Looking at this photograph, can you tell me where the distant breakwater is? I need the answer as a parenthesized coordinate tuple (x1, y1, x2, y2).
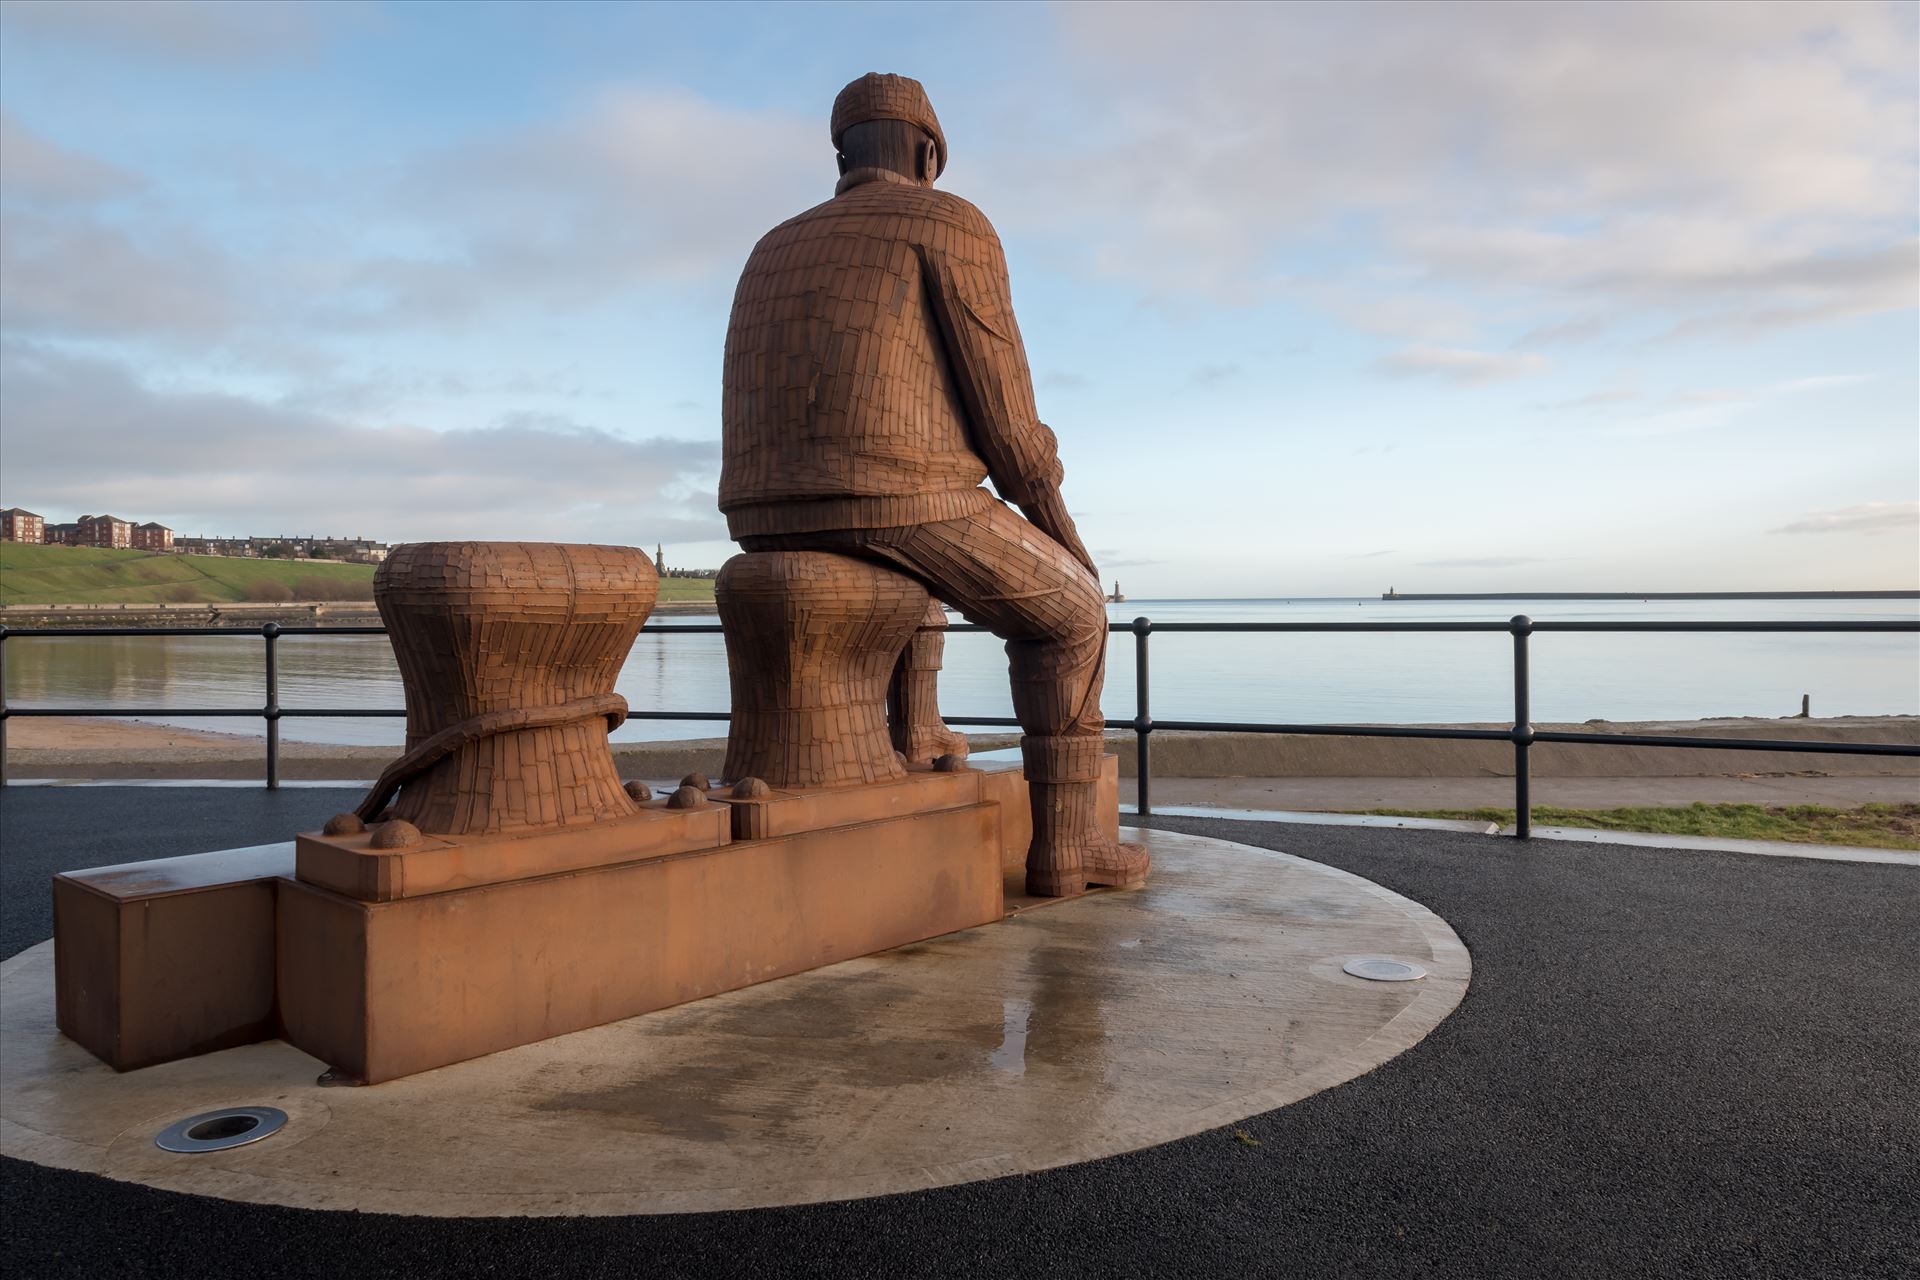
(1381, 590, 1920, 602)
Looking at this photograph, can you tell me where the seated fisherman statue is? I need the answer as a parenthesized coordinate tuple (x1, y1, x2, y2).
(720, 72, 1149, 897)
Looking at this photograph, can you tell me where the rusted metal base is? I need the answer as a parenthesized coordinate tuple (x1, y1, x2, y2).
(294, 795, 732, 902)
(50, 757, 1122, 1084)
(53, 844, 292, 1072)
(278, 801, 1005, 1083)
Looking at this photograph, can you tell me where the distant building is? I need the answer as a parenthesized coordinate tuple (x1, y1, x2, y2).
(0, 508, 44, 543)
(652, 544, 719, 579)
(174, 536, 256, 558)
(131, 521, 174, 552)
(45, 522, 80, 546)
(75, 514, 133, 548)
(169, 533, 388, 562)
(306, 536, 389, 564)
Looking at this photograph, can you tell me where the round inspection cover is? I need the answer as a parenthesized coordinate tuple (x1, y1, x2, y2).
(154, 1106, 289, 1154)
(1343, 957, 1428, 982)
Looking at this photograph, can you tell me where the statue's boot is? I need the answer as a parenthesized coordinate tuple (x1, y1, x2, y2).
(1022, 735, 1151, 897)
(896, 715, 970, 766)
(889, 599, 970, 765)
(898, 721, 967, 759)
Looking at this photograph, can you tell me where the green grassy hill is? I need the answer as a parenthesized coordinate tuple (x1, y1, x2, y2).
(0, 544, 720, 606)
(0, 545, 376, 604)
(656, 576, 718, 604)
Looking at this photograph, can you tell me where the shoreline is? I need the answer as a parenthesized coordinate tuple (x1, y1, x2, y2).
(0, 598, 717, 628)
(7, 716, 1914, 792)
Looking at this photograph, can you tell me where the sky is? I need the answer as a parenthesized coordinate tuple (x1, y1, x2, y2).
(0, 0, 1915, 596)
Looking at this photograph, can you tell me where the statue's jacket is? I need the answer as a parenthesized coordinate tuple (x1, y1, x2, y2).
(720, 167, 1064, 538)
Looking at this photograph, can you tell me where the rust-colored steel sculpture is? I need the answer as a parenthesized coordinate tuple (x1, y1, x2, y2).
(48, 73, 1152, 1089)
(717, 550, 927, 789)
(718, 72, 1148, 896)
(358, 542, 657, 835)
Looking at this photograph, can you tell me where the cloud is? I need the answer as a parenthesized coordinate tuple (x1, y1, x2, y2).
(1613, 402, 1750, 437)
(0, 110, 141, 204)
(0, 88, 822, 352)
(1188, 362, 1241, 386)
(1773, 373, 1873, 394)
(1040, 370, 1089, 390)
(1416, 556, 1551, 569)
(0, 206, 237, 340)
(1091, 551, 1163, 569)
(1769, 502, 1920, 535)
(274, 367, 600, 416)
(0, 115, 239, 341)
(1376, 345, 1547, 385)
(1608, 370, 1875, 434)
(340, 89, 819, 327)
(1547, 388, 1641, 411)
(990, 2, 1916, 342)
(0, 344, 724, 544)
(1517, 315, 1612, 348)
(1313, 291, 1482, 344)
(0, 0, 364, 66)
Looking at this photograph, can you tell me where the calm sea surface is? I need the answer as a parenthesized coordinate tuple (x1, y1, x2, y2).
(7, 598, 1916, 746)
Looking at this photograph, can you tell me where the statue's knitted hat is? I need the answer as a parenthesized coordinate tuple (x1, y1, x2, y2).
(831, 73, 946, 176)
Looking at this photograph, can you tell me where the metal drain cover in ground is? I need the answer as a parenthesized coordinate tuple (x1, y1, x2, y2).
(155, 1107, 288, 1153)
(1344, 957, 1428, 982)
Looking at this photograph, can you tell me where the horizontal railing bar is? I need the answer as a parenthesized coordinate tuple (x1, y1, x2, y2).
(275, 709, 405, 717)
(4, 707, 268, 717)
(1097, 621, 1515, 633)
(1112, 621, 1918, 634)
(1150, 720, 1515, 740)
(0, 626, 329, 638)
(7, 710, 1911, 755)
(1531, 730, 1920, 756)
(1528, 621, 1920, 633)
(621, 711, 732, 721)
(6, 620, 1916, 640)
(244, 626, 386, 636)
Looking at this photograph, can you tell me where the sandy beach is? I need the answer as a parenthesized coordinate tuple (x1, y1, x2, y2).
(6, 715, 1914, 811)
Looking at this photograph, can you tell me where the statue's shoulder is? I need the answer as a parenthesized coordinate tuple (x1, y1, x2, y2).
(868, 186, 1005, 257)
(750, 194, 843, 252)
(747, 185, 1001, 261)
(921, 188, 1001, 236)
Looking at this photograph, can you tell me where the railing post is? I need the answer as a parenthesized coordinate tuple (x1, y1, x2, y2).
(262, 622, 281, 790)
(1510, 615, 1533, 839)
(1132, 616, 1152, 816)
(0, 624, 9, 789)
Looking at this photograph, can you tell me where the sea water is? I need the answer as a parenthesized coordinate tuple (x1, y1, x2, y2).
(5, 597, 1916, 746)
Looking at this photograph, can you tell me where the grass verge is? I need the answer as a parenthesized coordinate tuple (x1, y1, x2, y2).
(1361, 802, 1920, 850)
(1, 545, 717, 606)
(1, 545, 373, 604)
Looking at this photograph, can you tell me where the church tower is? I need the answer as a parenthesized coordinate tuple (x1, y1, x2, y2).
(655, 544, 667, 576)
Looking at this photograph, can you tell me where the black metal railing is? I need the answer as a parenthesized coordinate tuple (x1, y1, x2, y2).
(2, 616, 1916, 839)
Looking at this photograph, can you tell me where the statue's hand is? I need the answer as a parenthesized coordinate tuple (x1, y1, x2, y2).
(1019, 488, 1099, 582)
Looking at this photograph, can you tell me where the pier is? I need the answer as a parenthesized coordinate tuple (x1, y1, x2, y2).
(1382, 589, 1920, 601)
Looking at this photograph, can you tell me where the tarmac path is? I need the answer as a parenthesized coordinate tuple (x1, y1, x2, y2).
(2, 788, 1915, 1279)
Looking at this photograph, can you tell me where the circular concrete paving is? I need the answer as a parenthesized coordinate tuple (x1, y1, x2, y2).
(0, 827, 1468, 1217)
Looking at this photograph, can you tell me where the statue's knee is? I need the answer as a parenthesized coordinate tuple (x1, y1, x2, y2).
(1059, 576, 1107, 650)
